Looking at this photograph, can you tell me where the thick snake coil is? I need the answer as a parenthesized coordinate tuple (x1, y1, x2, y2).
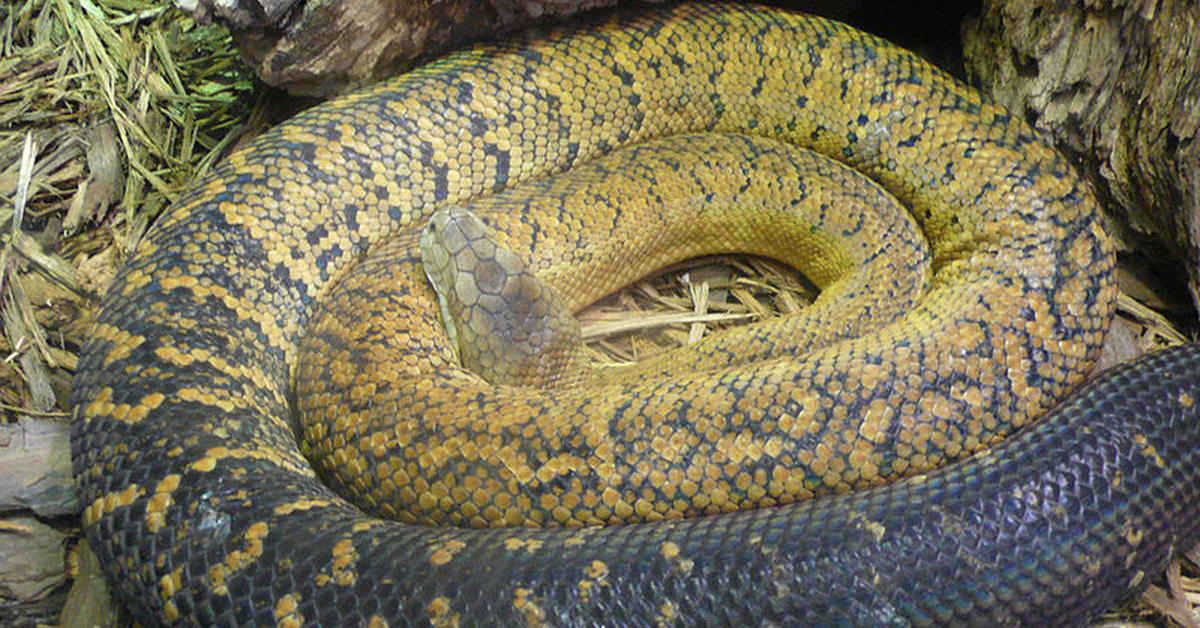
(70, 3, 1200, 626)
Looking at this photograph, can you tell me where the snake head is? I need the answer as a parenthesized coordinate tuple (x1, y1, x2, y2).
(420, 206, 588, 388)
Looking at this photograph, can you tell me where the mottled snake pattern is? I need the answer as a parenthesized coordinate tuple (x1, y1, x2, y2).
(71, 3, 1200, 626)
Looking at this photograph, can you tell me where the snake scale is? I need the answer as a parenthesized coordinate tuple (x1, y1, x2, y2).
(70, 2, 1200, 626)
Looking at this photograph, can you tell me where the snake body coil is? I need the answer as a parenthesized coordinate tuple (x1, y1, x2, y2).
(71, 3, 1200, 625)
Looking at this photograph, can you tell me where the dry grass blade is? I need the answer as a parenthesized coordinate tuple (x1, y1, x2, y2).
(2, 277, 56, 413)
(12, 133, 35, 229)
(63, 121, 121, 234)
(578, 255, 815, 365)
(0, 3, 254, 620)
(0, 0, 255, 427)
(12, 233, 80, 296)
(1117, 292, 1188, 347)
(0, 401, 66, 418)
(1135, 561, 1199, 628)
(581, 310, 755, 341)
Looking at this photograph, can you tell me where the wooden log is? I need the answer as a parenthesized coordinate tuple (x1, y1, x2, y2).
(177, 0, 657, 96)
(963, 0, 1200, 312)
(0, 418, 78, 518)
(0, 516, 67, 605)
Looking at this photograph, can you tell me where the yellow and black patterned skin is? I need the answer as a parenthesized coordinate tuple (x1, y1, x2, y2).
(70, 3, 1200, 625)
(297, 133, 939, 527)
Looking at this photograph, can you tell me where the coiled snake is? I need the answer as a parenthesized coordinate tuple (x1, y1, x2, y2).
(71, 3, 1200, 625)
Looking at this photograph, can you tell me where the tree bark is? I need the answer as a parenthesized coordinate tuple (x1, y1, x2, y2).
(177, 0, 652, 96)
(0, 418, 78, 518)
(0, 517, 67, 618)
(963, 0, 1200, 314)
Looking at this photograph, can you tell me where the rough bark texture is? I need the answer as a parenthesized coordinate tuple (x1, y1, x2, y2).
(0, 418, 79, 625)
(0, 418, 77, 518)
(176, 0, 652, 96)
(963, 0, 1200, 314)
(0, 517, 67, 623)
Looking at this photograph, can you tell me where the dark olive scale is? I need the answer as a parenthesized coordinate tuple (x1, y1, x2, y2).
(296, 134, 940, 529)
(70, 3, 1200, 626)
